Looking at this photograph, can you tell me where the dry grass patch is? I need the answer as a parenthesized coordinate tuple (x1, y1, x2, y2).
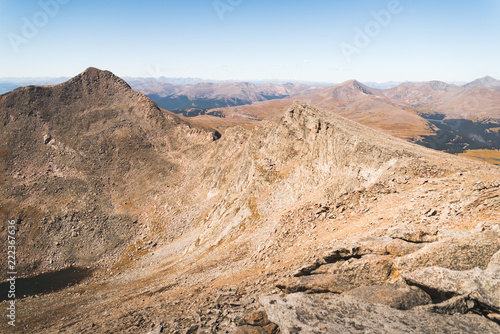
(458, 149, 500, 165)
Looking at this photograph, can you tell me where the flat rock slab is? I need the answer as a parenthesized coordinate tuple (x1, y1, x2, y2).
(386, 225, 439, 243)
(277, 273, 355, 294)
(414, 295, 475, 315)
(260, 293, 500, 334)
(343, 283, 431, 310)
(403, 250, 500, 311)
(394, 229, 500, 274)
(279, 255, 393, 293)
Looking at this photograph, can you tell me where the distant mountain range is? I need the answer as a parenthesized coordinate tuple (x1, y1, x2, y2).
(136, 82, 322, 116)
(2, 74, 499, 153)
(203, 77, 500, 153)
(3, 76, 498, 96)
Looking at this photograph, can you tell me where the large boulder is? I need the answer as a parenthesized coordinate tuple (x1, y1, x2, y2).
(278, 255, 393, 293)
(260, 293, 500, 334)
(403, 250, 500, 312)
(343, 283, 432, 310)
(386, 225, 440, 243)
(394, 228, 500, 274)
(277, 273, 354, 294)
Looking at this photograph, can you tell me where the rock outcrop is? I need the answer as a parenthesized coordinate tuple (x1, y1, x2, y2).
(270, 224, 500, 332)
(260, 293, 499, 334)
(343, 284, 432, 310)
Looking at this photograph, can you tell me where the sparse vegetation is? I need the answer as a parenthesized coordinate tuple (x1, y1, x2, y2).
(458, 149, 500, 165)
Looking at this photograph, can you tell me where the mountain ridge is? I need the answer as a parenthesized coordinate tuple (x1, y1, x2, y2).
(463, 75, 500, 91)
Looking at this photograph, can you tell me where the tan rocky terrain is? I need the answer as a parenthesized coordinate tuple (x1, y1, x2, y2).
(1, 68, 499, 333)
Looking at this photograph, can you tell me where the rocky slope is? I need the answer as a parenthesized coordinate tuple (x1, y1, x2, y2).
(0, 67, 219, 279)
(0, 69, 499, 333)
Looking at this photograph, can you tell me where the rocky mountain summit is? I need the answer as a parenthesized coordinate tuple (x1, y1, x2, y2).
(1, 69, 499, 333)
(463, 76, 500, 92)
(0, 67, 219, 278)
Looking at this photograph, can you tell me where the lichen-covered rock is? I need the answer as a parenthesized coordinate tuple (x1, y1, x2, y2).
(343, 283, 431, 310)
(386, 225, 439, 243)
(413, 295, 475, 315)
(278, 255, 393, 293)
(394, 228, 500, 274)
(260, 293, 500, 334)
(403, 250, 500, 312)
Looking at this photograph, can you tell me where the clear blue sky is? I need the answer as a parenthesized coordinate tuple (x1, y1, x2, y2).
(0, 0, 499, 82)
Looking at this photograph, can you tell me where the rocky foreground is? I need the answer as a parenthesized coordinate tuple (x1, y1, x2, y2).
(0, 69, 499, 333)
(262, 223, 500, 333)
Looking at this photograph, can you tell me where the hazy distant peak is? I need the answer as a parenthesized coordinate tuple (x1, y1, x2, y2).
(392, 81, 459, 92)
(352, 80, 376, 95)
(427, 80, 460, 92)
(337, 79, 380, 96)
(463, 76, 500, 90)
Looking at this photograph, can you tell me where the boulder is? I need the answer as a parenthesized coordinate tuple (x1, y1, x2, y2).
(277, 273, 354, 294)
(343, 283, 432, 310)
(321, 237, 391, 262)
(403, 251, 500, 312)
(328, 255, 394, 286)
(387, 225, 439, 243)
(234, 309, 279, 334)
(394, 229, 500, 274)
(414, 295, 475, 315)
(296, 236, 423, 277)
(278, 255, 393, 293)
(384, 238, 425, 256)
(260, 293, 500, 334)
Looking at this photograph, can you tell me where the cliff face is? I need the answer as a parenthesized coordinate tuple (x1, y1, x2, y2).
(1, 70, 499, 333)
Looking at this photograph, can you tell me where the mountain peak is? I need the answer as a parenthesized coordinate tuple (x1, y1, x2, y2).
(72, 67, 132, 89)
(335, 79, 379, 96)
(43, 67, 145, 105)
(82, 66, 105, 75)
(463, 76, 500, 90)
(477, 75, 496, 82)
(427, 80, 459, 92)
(340, 79, 363, 87)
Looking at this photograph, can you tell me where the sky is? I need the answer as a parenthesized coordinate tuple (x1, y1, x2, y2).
(0, 0, 499, 83)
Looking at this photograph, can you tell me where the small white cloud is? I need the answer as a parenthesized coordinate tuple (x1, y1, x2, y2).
(302, 60, 310, 63)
